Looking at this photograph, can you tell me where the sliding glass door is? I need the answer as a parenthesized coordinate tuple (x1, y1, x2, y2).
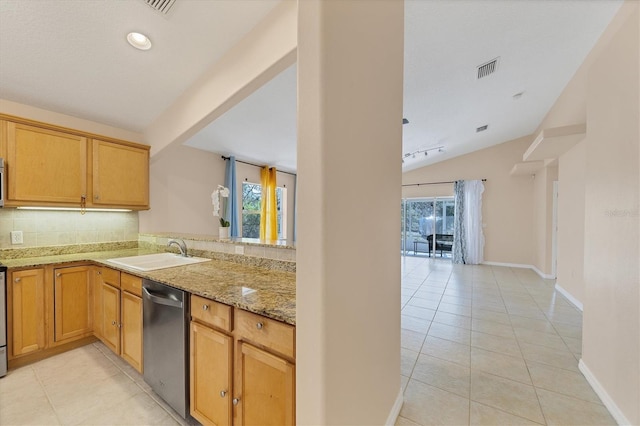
(401, 197, 455, 257)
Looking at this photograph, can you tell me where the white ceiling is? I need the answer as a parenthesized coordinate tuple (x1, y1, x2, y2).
(0, 0, 623, 173)
(0, 0, 280, 132)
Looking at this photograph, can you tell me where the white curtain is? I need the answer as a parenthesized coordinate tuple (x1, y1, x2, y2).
(464, 180, 485, 264)
(453, 180, 485, 264)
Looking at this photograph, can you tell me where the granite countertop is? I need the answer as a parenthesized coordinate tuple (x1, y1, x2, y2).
(2, 249, 296, 325)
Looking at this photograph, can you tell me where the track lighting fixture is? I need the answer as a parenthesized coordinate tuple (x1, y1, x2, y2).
(401, 146, 445, 164)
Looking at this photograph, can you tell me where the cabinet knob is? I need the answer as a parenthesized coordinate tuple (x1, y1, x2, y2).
(56, 273, 61, 277)
(117, 323, 122, 328)
(112, 321, 116, 326)
(14, 277, 21, 283)
(220, 390, 227, 398)
(98, 271, 102, 275)
(256, 322, 264, 330)
(95, 195, 100, 200)
(232, 398, 240, 406)
(202, 304, 209, 311)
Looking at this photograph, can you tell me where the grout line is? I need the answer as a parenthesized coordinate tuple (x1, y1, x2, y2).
(31, 365, 65, 426)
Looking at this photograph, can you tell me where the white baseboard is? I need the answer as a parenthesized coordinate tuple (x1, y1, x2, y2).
(482, 261, 532, 269)
(385, 387, 404, 426)
(531, 265, 556, 280)
(481, 261, 555, 279)
(579, 359, 631, 425)
(555, 283, 583, 311)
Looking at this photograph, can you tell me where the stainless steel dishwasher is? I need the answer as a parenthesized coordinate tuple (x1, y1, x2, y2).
(142, 279, 189, 419)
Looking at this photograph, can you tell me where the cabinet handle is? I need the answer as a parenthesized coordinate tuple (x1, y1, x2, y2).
(232, 398, 240, 406)
(14, 277, 21, 283)
(80, 195, 86, 215)
(256, 322, 263, 330)
(220, 390, 227, 398)
(202, 304, 209, 311)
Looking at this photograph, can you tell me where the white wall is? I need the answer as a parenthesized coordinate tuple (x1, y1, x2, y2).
(581, 4, 639, 424)
(297, 0, 403, 423)
(139, 142, 224, 236)
(556, 141, 586, 306)
(532, 165, 558, 277)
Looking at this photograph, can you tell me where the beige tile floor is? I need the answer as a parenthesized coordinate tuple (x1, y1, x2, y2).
(397, 256, 616, 426)
(0, 342, 191, 426)
(0, 257, 616, 425)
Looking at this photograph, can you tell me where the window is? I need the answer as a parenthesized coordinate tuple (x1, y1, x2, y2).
(241, 182, 287, 239)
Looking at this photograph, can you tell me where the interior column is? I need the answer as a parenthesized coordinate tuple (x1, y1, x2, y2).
(296, 0, 404, 424)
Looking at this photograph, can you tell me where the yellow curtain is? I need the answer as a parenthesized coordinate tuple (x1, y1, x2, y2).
(260, 166, 277, 240)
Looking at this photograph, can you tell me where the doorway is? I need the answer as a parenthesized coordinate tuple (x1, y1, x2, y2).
(401, 197, 455, 257)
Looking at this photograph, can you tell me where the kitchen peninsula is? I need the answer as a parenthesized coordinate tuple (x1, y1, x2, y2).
(2, 235, 296, 425)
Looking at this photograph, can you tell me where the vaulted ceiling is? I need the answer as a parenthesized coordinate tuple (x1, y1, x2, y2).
(0, 0, 623, 173)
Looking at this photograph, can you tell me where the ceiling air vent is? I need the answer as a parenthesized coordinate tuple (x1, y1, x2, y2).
(476, 125, 489, 133)
(143, 0, 176, 15)
(476, 57, 500, 79)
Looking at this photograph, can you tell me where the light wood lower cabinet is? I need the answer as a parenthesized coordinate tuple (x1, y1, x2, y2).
(190, 295, 295, 426)
(120, 290, 143, 372)
(54, 266, 92, 342)
(190, 322, 233, 426)
(93, 267, 142, 373)
(101, 281, 121, 354)
(235, 342, 295, 426)
(8, 268, 46, 357)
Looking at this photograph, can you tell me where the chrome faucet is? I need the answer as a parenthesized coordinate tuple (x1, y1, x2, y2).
(167, 239, 188, 257)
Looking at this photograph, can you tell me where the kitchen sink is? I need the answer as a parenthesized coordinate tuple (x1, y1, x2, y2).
(107, 253, 211, 271)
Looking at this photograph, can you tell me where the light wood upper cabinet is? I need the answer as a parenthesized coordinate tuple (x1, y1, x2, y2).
(0, 116, 150, 210)
(8, 268, 46, 357)
(190, 321, 233, 426)
(6, 121, 87, 205)
(54, 266, 92, 342)
(91, 139, 149, 208)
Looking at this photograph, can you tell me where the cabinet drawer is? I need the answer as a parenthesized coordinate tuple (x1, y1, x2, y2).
(121, 273, 142, 297)
(191, 295, 232, 332)
(235, 310, 294, 358)
(101, 267, 120, 288)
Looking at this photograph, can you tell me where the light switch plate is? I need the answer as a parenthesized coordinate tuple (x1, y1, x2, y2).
(10, 230, 24, 244)
(235, 246, 244, 255)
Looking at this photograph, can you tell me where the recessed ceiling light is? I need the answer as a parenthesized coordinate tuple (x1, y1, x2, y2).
(127, 32, 152, 50)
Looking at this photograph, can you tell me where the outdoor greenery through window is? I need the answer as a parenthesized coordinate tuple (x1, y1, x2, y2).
(242, 182, 286, 239)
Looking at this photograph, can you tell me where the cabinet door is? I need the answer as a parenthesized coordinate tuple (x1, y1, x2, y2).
(235, 342, 295, 426)
(101, 283, 121, 355)
(121, 291, 143, 373)
(54, 266, 92, 342)
(10, 269, 45, 357)
(190, 322, 232, 426)
(92, 139, 149, 208)
(7, 121, 86, 205)
(92, 268, 104, 340)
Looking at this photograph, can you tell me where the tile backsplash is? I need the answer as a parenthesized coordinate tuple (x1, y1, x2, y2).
(0, 209, 139, 249)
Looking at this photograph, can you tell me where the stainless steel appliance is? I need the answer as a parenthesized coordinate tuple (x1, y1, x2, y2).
(1, 265, 7, 377)
(142, 279, 189, 418)
(0, 158, 5, 207)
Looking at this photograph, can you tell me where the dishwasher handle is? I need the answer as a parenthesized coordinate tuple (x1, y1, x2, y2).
(143, 287, 183, 308)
